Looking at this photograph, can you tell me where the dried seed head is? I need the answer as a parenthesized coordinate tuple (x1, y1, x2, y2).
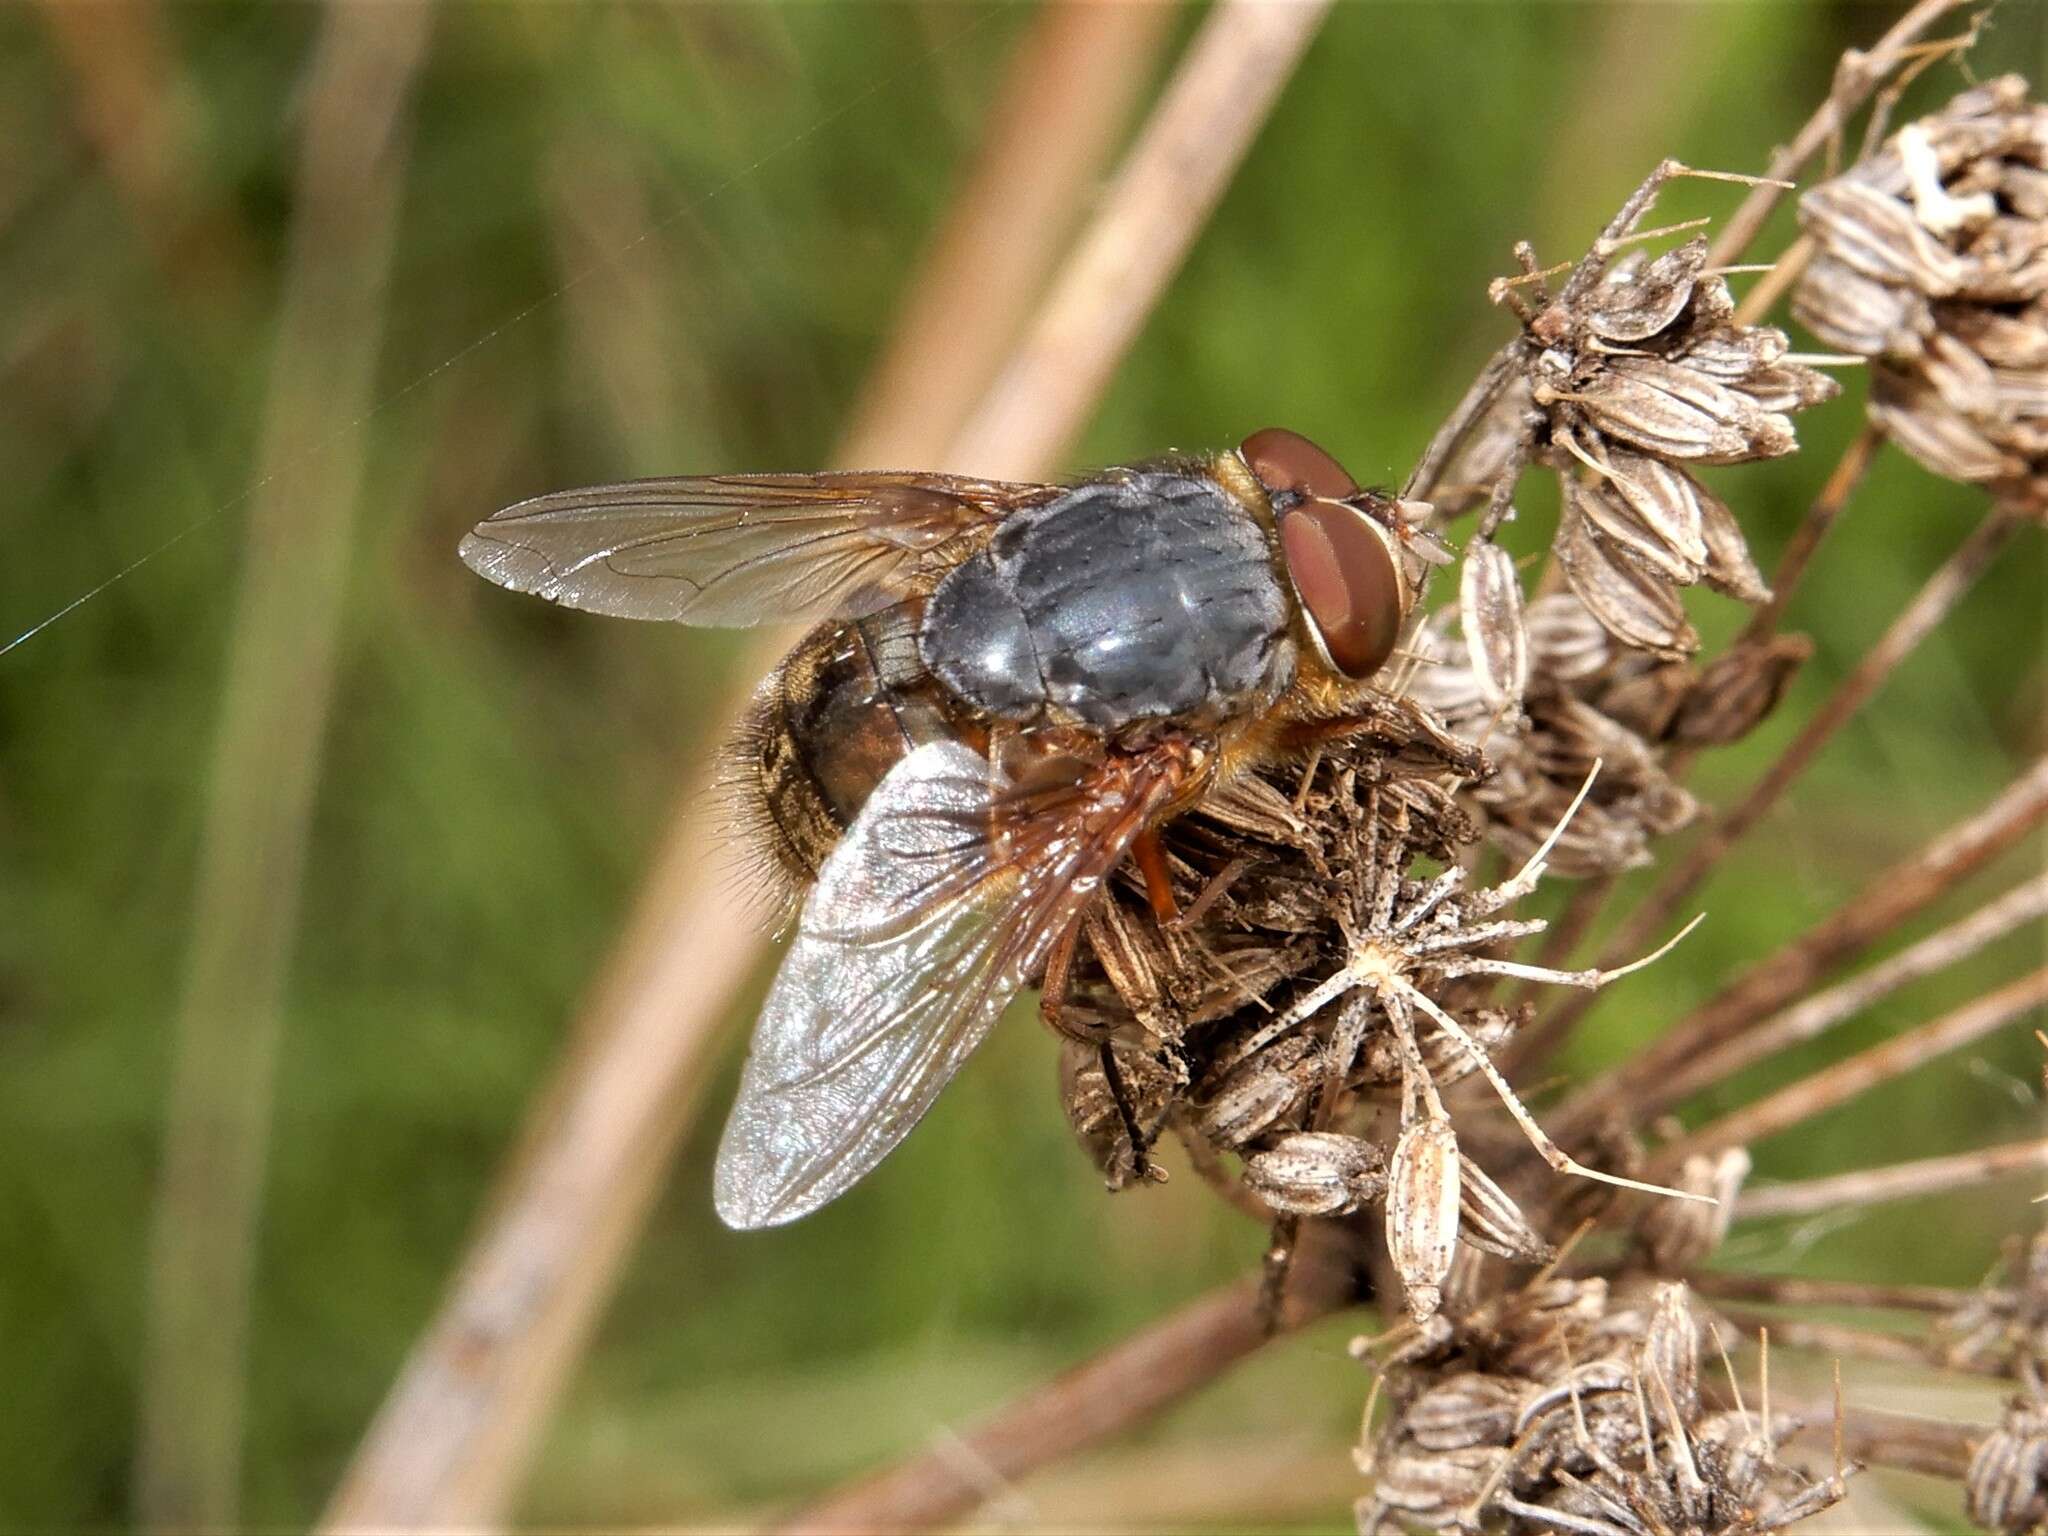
(1967, 1399, 2048, 1535)
(1404, 1371, 1523, 1452)
(1458, 538, 1529, 713)
(1388, 1116, 1462, 1322)
(1243, 1131, 1386, 1217)
(1794, 76, 2048, 514)
(1637, 1147, 1751, 1272)
(1670, 637, 1813, 747)
(1457, 1153, 1555, 1264)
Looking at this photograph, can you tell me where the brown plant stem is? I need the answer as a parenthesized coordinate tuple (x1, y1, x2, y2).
(948, 0, 1331, 481)
(321, 7, 1329, 1528)
(1715, 1308, 2008, 1378)
(1688, 1270, 1977, 1314)
(1702, 0, 1975, 268)
(1554, 754, 2048, 1143)
(1656, 966, 2048, 1168)
(1543, 506, 2025, 1059)
(1733, 1138, 2048, 1221)
(134, 7, 434, 1530)
(1646, 872, 2048, 1116)
(837, 0, 1176, 467)
(776, 1265, 1352, 1536)
(1782, 1401, 1981, 1481)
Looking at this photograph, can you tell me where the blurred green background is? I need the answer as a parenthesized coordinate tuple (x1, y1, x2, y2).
(2, 2, 2043, 1530)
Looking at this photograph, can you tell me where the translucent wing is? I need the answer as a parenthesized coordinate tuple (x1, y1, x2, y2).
(712, 736, 1196, 1228)
(458, 472, 1061, 626)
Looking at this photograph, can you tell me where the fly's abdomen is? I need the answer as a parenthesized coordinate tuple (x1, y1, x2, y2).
(920, 471, 1294, 731)
(726, 606, 958, 894)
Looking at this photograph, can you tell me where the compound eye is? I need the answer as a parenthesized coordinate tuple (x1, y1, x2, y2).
(1278, 500, 1404, 679)
(1240, 427, 1358, 502)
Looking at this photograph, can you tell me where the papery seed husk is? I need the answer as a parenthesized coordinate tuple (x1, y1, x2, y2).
(1405, 1372, 1523, 1451)
(1605, 447, 1712, 567)
(1568, 474, 1699, 586)
(1871, 368, 2022, 482)
(1554, 504, 1700, 658)
(1944, 303, 2048, 370)
(1792, 252, 1931, 357)
(1575, 357, 1764, 463)
(1739, 361, 1843, 414)
(1640, 1282, 1702, 1416)
(1373, 1446, 1505, 1515)
(1523, 592, 1613, 682)
(1679, 325, 1790, 381)
(1457, 1153, 1555, 1263)
(1459, 539, 1529, 713)
(1693, 475, 1772, 603)
(1671, 637, 1811, 747)
(1800, 178, 1975, 296)
(1243, 1131, 1385, 1217)
(1586, 236, 1706, 343)
(1639, 1148, 1750, 1272)
(1921, 327, 2003, 418)
(1387, 1117, 1461, 1322)
(1195, 1037, 1313, 1147)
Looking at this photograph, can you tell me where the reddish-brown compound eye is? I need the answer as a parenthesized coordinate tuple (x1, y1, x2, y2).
(1278, 500, 1404, 679)
(1239, 427, 1359, 502)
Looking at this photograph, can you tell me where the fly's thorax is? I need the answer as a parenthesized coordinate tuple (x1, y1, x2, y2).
(723, 608, 963, 898)
(918, 468, 1296, 734)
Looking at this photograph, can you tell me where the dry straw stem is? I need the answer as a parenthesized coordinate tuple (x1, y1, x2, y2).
(1733, 1137, 2048, 1221)
(321, 5, 1327, 1527)
(1783, 1401, 1977, 1481)
(1688, 1271, 1980, 1314)
(777, 1259, 1352, 1535)
(1658, 965, 2048, 1168)
(1556, 754, 2048, 1138)
(1702, 0, 1978, 269)
(1739, 419, 1885, 644)
(1643, 872, 2048, 1115)
(947, 0, 1331, 481)
(1716, 1307, 2008, 1379)
(1736, 1146, 2048, 1228)
(134, 5, 434, 1530)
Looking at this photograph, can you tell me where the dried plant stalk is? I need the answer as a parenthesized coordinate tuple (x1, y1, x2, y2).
(1735, 1138, 2048, 1220)
(777, 1261, 1350, 1536)
(321, 6, 1330, 1527)
(1558, 755, 2048, 1136)
(1646, 872, 2048, 1114)
(1661, 966, 2048, 1165)
(135, 6, 433, 1529)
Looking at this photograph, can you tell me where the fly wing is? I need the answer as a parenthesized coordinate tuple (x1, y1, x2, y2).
(712, 736, 1196, 1228)
(459, 472, 1060, 626)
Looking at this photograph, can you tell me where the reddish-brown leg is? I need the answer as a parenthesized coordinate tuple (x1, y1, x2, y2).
(1132, 827, 1180, 924)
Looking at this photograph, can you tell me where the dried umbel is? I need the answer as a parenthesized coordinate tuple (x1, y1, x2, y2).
(1476, 163, 1838, 655)
(1968, 1398, 2048, 1535)
(1356, 1279, 1851, 1535)
(1413, 593, 1700, 876)
(1938, 1228, 2048, 1389)
(1793, 76, 2048, 513)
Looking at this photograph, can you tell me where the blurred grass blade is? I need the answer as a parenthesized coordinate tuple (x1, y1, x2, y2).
(135, 4, 435, 1529)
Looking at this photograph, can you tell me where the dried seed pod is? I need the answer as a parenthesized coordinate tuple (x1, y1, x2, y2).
(1195, 1036, 1315, 1148)
(1967, 1401, 2048, 1535)
(1637, 1148, 1751, 1272)
(1365, 1444, 1505, 1522)
(1586, 236, 1709, 342)
(1243, 1131, 1386, 1217)
(1638, 1282, 1702, 1418)
(1669, 638, 1811, 747)
(1794, 76, 2048, 511)
(1387, 1116, 1462, 1323)
(1404, 1371, 1522, 1451)
(1459, 539, 1529, 714)
(1555, 502, 1701, 658)
(1457, 1154, 1554, 1263)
